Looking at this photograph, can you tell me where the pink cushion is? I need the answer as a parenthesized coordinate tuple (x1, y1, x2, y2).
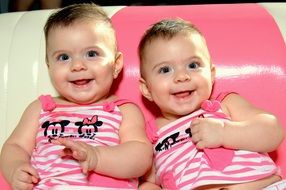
(111, 3, 286, 178)
(0, 171, 10, 190)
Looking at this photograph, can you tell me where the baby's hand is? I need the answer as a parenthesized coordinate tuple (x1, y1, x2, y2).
(11, 162, 39, 190)
(53, 138, 99, 174)
(190, 117, 225, 149)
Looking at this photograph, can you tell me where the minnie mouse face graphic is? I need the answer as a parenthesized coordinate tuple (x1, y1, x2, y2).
(75, 115, 103, 139)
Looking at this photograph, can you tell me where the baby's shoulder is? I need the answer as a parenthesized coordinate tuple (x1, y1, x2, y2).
(118, 101, 142, 114)
(112, 97, 139, 110)
(27, 99, 42, 110)
(20, 99, 42, 119)
(219, 92, 244, 107)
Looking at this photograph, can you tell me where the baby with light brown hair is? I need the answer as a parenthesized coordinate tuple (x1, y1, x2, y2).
(138, 18, 286, 190)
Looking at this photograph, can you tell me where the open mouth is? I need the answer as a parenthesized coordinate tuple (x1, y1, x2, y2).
(173, 90, 193, 99)
(71, 79, 93, 86)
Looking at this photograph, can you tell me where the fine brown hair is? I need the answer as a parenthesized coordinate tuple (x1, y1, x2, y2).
(138, 18, 206, 77)
(44, 3, 117, 60)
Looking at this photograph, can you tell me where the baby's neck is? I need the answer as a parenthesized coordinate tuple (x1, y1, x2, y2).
(53, 95, 117, 105)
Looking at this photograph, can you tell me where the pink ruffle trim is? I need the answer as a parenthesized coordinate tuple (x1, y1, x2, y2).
(201, 100, 221, 112)
(39, 95, 56, 111)
(103, 102, 116, 112)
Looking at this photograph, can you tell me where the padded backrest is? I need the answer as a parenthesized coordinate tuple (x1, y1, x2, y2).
(0, 3, 285, 189)
(111, 3, 286, 178)
(111, 4, 286, 178)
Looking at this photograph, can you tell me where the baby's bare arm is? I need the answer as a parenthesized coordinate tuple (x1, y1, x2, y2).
(0, 100, 40, 189)
(55, 103, 153, 179)
(221, 93, 284, 152)
(95, 103, 153, 178)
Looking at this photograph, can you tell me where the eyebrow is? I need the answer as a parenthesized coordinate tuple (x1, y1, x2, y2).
(151, 61, 170, 73)
(49, 49, 68, 59)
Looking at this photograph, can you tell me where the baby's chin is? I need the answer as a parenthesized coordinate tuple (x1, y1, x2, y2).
(64, 96, 99, 105)
(176, 103, 201, 115)
(162, 108, 197, 120)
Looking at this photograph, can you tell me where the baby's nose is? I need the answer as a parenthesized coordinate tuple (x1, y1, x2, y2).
(174, 70, 191, 82)
(70, 58, 87, 71)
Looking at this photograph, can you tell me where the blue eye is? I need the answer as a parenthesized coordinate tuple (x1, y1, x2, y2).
(87, 50, 98, 58)
(159, 66, 171, 74)
(58, 54, 70, 61)
(188, 62, 199, 69)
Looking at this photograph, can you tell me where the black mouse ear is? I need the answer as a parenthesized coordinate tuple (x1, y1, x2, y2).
(41, 121, 50, 129)
(41, 121, 51, 136)
(61, 120, 70, 126)
(95, 121, 103, 126)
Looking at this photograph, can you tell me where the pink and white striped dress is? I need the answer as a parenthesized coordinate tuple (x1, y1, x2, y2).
(31, 95, 138, 189)
(146, 95, 279, 190)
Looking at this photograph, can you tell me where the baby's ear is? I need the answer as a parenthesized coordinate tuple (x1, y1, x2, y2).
(139, 77, 153, 101)
(211, 64, 216, 84)
(113, 52, 123, 79)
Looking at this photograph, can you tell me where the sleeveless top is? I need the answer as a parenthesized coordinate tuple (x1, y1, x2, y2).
(145, 92, 278, 190)
(31, 95, 138, 189)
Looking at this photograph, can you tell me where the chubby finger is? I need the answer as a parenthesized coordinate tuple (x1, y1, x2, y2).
(60, 147, 73, 157)
(196, 141, 205, 149)
(191, 133, 201, 144)
(57, 138, 74, 147)
(81, 161, 89, 174)
(72, 148, 88, 161)
(57, 138, 84, 152)
(190, 124, 199, 135)
(28, 167, 39, 184)
(20, 165, 39, 183)
(50, 138, 61, 145)
(17, 172, 33, 184)
(58, 139, 88, 161)
(191, 118, 200, 125)
(31, 176, 39, 184)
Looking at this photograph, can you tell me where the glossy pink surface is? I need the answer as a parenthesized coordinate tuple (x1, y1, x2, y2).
(111, 4, 286, 177)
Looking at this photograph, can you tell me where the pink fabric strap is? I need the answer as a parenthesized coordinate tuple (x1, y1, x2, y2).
(112, 99, 133, 106)
(201, 98, 234, 170)
(214, 92, 237, 102)
(102, 99, 136, 112)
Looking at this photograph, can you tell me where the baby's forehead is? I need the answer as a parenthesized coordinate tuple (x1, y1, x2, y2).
(146, 32, 208, 53)
(47, 20, 117, 46)
(149, 31, 205, 45)
(52, 19, 111, 31)
(47, 18, 114, 36)
(145, 33, 210, 61)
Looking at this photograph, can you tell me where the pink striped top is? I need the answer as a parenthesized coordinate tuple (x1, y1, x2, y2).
(146, 94, 278, 189)
(31, 95, 138, 189)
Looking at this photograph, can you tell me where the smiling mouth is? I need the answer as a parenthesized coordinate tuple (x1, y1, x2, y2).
(71, 79, 93, 86)
(173, 90, 193, 98)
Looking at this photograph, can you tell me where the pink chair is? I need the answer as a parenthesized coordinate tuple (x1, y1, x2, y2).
(0, 3, 285, 189)
(112, 2, 286, 177)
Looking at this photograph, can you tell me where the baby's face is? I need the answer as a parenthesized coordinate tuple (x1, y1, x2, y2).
(46, 21, 121, 104)
(140, 33, 215, 120)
